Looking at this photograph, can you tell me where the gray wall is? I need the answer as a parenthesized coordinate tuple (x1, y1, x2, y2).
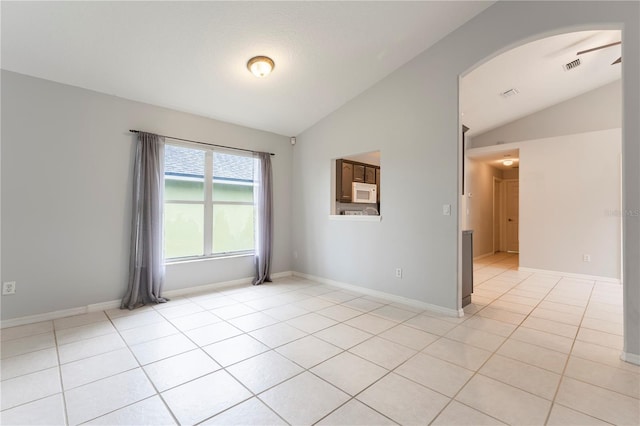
(1, 71, 292, 320)
(470, 79, 621, 147)
(291, 1, 639, 357)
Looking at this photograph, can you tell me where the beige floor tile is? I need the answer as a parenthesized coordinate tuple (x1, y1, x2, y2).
(259, 372, 350, 425)
(314, 323, 373, 350)
(1, 367, 62, 410)
(61, 347, 139, 390)
(546, 404, 610, 426)
(499, 294, 541, 307)
(521, 316, 578, 339)
(1, 332, 56, 359)
(86, 395, 177, 425)
(476, 306, 526, 325)
(345, 313, 397, 335)
(564, 356, 640, 398)
(162, 370, 251, 425)
(285, 312, 337, 333)
(317, 399, 396, 425)
(227, 311, 280, 332)
(1, 321, 53, 342)
(130, 333, 197, 365)
(0, 393, 66, 426)
(262, 303, 309, 321)
(202, 397, 286, 425)
(58, 333, 126, 364)
(0, 347, 59, 381)
(444, 325, 506, 352)
(497, 339, 568, 373)
(581, 317, 623, 336)
(341, 297, 384, 313)
(249, 322, 307, 348)
(357, 373, 450, 425)
(349, 336, 416, 369)
(53, 312, 108, 331)
(403, 315, 457, 336)
(203, 334, 269, 367)
(311, 351, 387, 395)
(432, 401, 507, 425)
(65, 368, 156, 425)
(119, 321, 180, 346)
(423, 338, 492, 371)
(456, 374, 551, 425)
(395, 352, 473, 397)
(185, 321, 243, 347)
(488, 300, 534, 315)
(555, 377, 640, 425)
(462, 316, 517, 337)
(576, 327, 623, 350)
(210, 303, 256, 320)
(369, 305, 417, 322)
(275, 335, 342, 369)
(143, 349, 221, 392)
(509, 326, 574, 354)
(378, 324, 438, 350)
(227, 350, 303, 393)
(571, 340, 640, 373)
(168, 311, 221, 332)
(479, 354, 561, 400)
(317, 304, 362, 322)
(537, 300, 585, 316)
(531, 307, 582, 326)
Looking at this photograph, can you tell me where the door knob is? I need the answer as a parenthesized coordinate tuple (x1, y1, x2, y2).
(508, 218, 513, 222)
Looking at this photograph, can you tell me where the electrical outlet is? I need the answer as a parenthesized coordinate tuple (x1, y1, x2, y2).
(2, 281, 16, 295)
(442, 204, 451, 216)
(395, 268, 402, 278)
(583, 254, 591, 262)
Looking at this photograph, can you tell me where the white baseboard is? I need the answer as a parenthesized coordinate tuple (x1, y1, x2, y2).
(1, 307, 88, 329)
(621, 351, 640, 366)
(1, 271, 294, 329)
(517, 267, 621, 284)
(293, 271, 463, 318)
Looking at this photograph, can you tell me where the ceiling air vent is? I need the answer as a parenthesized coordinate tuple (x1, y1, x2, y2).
(564, 58, 581, 71)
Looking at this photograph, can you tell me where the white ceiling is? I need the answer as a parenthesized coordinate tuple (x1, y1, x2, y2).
(461, 30, 621, 137)
(1, 1, 493, 137)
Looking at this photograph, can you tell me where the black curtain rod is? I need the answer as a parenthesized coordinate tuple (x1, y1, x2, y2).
(129, 130, 275, 156)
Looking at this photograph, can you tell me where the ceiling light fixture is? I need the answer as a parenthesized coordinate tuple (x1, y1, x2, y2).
(247, 56, 275, 78)
(503, 160, 514, 166)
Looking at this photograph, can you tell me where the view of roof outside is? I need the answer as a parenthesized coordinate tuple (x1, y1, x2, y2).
(165, 145, 254, 182)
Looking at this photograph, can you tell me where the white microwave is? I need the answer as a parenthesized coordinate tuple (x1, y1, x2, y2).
(352, 182, 377, 203)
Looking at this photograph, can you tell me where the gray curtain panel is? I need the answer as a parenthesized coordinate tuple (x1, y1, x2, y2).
(121, 132, 168, 309)
(253, 152, 273, 285)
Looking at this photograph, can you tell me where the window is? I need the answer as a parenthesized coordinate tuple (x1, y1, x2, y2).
(164, 144, 256, 260)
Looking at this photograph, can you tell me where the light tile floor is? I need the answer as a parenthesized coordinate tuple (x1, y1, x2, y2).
(1, 253, 639, 425)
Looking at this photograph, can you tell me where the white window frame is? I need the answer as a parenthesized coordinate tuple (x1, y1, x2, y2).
(164, 142, 256, 262)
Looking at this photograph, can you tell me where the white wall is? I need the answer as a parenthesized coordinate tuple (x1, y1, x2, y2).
(1, 71, 292, 320)
(520, 128, 621, 279)
(291, 1, 639, 357)
(470, 80, 621, 148)
(466, 160, 503, 258)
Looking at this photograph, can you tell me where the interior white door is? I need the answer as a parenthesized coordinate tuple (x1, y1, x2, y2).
(506, 180, 519, 253)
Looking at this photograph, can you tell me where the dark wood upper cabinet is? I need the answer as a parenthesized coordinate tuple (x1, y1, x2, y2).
(336, 159, 354, 202)
(353, 164, 365, 182)
(365, 166, 376, 184)
(376, 168, 381, 202)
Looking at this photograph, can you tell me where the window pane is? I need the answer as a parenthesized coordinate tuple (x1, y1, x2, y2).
(165, 204, 204, 258)
(212, 205, 254, 253)
(212, 182, 254, 202)
(165, 145, 205, 201)
(213, 152, 255, 202)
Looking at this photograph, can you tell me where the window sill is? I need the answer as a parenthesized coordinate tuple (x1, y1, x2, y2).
(329, 215, 382, 222)
(165, 252, 254, 265)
